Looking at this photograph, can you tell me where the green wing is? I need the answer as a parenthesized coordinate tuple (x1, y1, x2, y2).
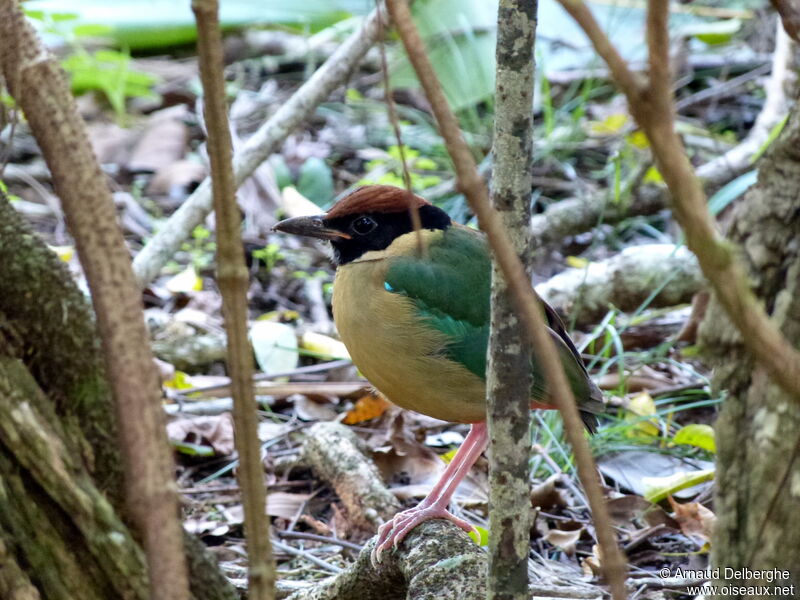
(385, 227, 491, 379)
(385, 226, 603, 424)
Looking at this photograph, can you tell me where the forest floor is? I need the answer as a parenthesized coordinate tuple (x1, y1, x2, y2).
(3, 6, 788, 598)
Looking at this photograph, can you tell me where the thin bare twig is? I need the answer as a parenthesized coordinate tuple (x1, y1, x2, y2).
(271, 539, 343, 574)
(384, 2, 628, 599)
(375, 0, 426, 253)
(192, 1, 275, 598)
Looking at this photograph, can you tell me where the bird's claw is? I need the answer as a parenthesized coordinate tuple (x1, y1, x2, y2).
(370, 504, 476, 565)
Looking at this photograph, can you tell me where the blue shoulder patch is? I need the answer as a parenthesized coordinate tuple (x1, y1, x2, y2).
(384, 281, 395, 292)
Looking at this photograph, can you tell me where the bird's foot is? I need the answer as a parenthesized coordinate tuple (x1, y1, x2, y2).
(371, 503, 476, 564)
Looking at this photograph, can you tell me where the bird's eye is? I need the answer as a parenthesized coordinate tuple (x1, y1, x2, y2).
(351, 216, 377, 235)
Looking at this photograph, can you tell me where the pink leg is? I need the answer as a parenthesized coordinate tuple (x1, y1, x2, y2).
(373, 422, 489, 561)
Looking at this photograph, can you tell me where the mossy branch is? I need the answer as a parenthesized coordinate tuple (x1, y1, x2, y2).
(0, 2, 189, 598)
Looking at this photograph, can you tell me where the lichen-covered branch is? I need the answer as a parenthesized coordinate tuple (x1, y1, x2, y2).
(0, 357, 149, 600)
(536, 244, 703, 327)
(0, 193, 237, 600)
(286, 521, 485, 600)
(301, 422, 400, 533)
(487, 1, 535, 598)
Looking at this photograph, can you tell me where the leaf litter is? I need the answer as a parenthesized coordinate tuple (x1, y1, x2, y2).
(3, 5, 767, 594)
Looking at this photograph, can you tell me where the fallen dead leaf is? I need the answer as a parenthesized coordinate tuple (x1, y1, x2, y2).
(530, 474, 568, 510)
(224, 492, 310, 521)
(581, 544, 603, 576)
(167, 413, 234, 456)
(147, 159, 207, 197)
(668, 497, 716, 547)
(342, 393, 391, 424)
(291, 394, 338, 421)
(128, 104, 189, 173)
(544, 527, 583, 555)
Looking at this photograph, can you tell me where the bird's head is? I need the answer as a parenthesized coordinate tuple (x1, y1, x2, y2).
(272, 185, 451, 265)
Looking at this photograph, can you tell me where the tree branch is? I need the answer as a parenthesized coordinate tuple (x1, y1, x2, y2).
(192, 2, 275, 598)
(0, 4, 190, 598)
(286, 521, 485, 600)
(487, 1, 536, 598)
(384, 2, 628, 599)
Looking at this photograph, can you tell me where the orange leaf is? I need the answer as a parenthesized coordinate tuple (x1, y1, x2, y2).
(342, 393, 390, 424)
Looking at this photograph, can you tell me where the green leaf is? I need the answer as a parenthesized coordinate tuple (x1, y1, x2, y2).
(681, 19, 742, 46)
(170, 440, 216, 457)
(73, 23, 113, 37)
(49, 12, 80, 22)
(297, 157, 334, 207)
(268, 155, 293, 190)
(673, 424, 716, 453)
(643, 468, 715, 503)
(751, 114, 789, 164)
(468, 525, 488, 546)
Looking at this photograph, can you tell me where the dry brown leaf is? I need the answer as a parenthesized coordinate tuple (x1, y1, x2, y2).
(530, 474, 568, 510)
(581, 544, 603, 576)
(146, 160, 207, 197)
(128, 104, 189, 173)
(291, 394, 338, 421)
(167, 413, 234, 455)
(668, 496, 716, 547)
(223, 492, 310, 522)
(607, 494, 678, 529)
(86, 122, 136, 165)
(266, 492, 311, 520)
(544, 527, 583, 555)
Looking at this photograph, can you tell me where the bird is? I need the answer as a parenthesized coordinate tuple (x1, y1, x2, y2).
(273, 184, 604, 559)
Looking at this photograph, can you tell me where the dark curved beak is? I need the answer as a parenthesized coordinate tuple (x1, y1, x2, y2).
(272, 214, 351, 241)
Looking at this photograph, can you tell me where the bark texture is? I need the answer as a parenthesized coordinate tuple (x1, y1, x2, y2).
(0, 4, 190, 597)
(302, 422, 401, 533)
(0, 194, 237, 600)
(286, 520, 484, 600)
(699, 105, 800, 595)
(487, 1, 536, 598)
